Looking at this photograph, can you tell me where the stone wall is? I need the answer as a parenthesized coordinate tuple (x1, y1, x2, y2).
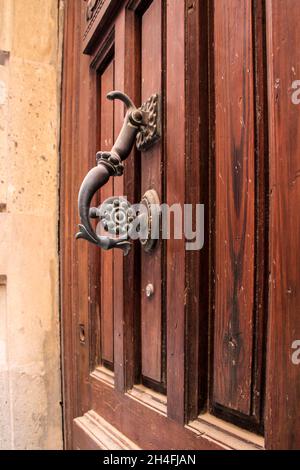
(0, 0, 63, 449)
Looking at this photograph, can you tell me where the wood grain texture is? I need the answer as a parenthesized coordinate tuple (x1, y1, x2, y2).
(100, 60, 114, 366)
(113, 5, 143, 392)
(122, 5, 142, 389)
(113, 8, 126, 392)
(78, 0, 99, 416)
(140, 0, 164, 385)
(213, 0, 256, 415)
(265, 0, 300, 450)
(88, 23, 115, 380)
(251, 0, 269, 427)
(60, 0, 79, 447)
(185, 0, 209, 419)
(166, 0, 186, 424)
(60, 0, 300, 451)
(89, 380, 225, 450)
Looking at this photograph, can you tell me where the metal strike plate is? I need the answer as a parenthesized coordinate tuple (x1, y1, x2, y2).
(139, 189, 161, 253)
(136, 94, 161, 152)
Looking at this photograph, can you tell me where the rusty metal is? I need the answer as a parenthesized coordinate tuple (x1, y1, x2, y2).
(76, 91, 161, 254)
(139, 189, 161, 253)
(136, 94, 161, 152)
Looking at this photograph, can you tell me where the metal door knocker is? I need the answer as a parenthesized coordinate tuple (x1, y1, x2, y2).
(76, 91, 161, 255)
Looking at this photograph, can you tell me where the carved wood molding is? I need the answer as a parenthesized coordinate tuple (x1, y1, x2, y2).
(83, 0, 121, 54)
(86, 0, 98, 20)
(74, 411, 140, 450)
(84, 0, 107, 39)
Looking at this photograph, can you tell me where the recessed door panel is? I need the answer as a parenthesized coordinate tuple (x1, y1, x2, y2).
(100, 60, 115, 368)
(140, 0, 165, 390)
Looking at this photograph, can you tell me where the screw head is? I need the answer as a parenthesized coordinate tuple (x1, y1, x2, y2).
(145, 284, 154, 298)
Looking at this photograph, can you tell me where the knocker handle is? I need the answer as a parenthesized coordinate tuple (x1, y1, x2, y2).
(75, 91, 160, 254)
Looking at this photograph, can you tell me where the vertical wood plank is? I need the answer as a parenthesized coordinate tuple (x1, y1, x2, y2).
(113, 4, 142, 392)
(251, 0, 269, 425)
(185, 0, 210, 418)
(123, 6, 142, 389)
(61, 0, 92, 437)
(77, 2, 95, 416)
(88, 65, 102, 373)
(100, 61, 115, 366)
(265, 0, 300, 450)
(60, 0, 78, 447)
(213, 0, 255, 415)
(140, 0, 164, 385)
(166, 0, 186, 423)
(113, 8, 126, 392)
(185, 0, 201, 418)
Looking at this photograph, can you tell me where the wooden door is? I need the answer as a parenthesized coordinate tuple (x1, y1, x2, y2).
(61, 0, 300, 450)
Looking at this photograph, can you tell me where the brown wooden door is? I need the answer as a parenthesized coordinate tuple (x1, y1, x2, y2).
(61, 0, 300, 450)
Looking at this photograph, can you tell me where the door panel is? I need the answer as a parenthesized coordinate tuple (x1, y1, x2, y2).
(265, 0, 300, 450)
(212, 0, 267, 432)
(61, 0, 300, 450)
(140, 0, 165, 389)
(213, 0, 255, 415)
(165, 0, 186, 423)
(100, 60, 115, 368)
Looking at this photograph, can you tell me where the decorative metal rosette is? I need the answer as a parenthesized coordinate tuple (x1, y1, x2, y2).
(98, 197, 136, 237)
(136, 94, 161, 152)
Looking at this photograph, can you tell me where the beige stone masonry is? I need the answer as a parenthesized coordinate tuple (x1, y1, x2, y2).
(0, 0, 63, 449)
